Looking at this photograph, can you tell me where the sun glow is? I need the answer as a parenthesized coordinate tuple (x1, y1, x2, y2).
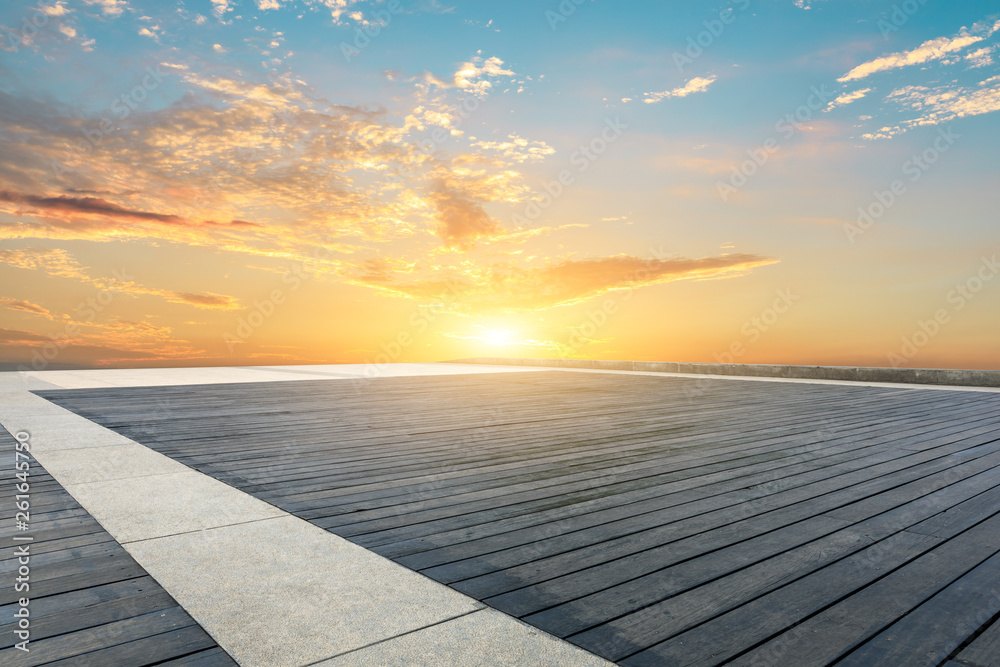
(483, 329, 513, 345)
(443, 323, 558, 350)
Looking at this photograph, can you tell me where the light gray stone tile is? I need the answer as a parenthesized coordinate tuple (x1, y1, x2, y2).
(64, 470, 284, 542)
(316, 608, 615, 667)
(32, 442, 189, 485)
(125, 516, 484, 666)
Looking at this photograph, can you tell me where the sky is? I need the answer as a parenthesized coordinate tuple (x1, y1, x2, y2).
(0, 0, 998, 371)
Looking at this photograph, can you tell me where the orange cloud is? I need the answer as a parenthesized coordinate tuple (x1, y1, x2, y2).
(0, 190, 184, 223)
(351, 252, 777, 312)
(0, 328, 51, 343)
(0, 247, 90, 280)
(0, 297, 53, 318)
(162, 291, 240, 309)
(0, 61, 539, 260)
(429, 181, 502, 247)
(0, 246, 239, 310)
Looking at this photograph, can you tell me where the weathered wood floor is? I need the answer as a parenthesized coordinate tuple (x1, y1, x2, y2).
(38, 372, 1000, 666)
(0, 429, 235, 666)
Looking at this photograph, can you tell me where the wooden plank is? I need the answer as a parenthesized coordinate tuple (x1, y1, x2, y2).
(512, 458, 1000, 632)
(0, 606, 195, 666)
(0, 531, 115, 561)
(157, 647, 242, 666)
(835, 551, 1000, 665)
(0, 561, 148, 606)
(0, 588, 177, 642)
(609, 509, 1000, 666)
(429, 438, 1000, 595)
(954, 616, 1000, 667)
(41, 625, 220, 666)
(726, 513, 1000, 666)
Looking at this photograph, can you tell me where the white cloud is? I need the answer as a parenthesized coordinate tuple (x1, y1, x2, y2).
(257, 0, 282, 9)
(414, 55, 517, 98)
(470, 134, 555, 163)
(211, 0, 232, 19)
(318, 0, 365, 25)
(827, 87, 871, 110)
(453, 55, 515, 97)
(213, 43, 227, 53)
(40, 2, 71, 16)
(83, 0, 128, 16)
(839, 19, 1000, 82)
(965, 46, 995, 68)
(864, 76, 1000, 139)
(642, 75, 717, 104)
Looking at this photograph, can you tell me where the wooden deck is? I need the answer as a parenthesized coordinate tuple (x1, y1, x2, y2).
(0, 429, 235, 666)
(37, 371, 1000, 666)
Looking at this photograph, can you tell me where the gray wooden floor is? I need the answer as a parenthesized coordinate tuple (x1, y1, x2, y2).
(37, 372, 1000, 666)
(0, 429, 236, 666)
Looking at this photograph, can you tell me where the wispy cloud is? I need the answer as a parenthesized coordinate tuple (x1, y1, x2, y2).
(827, 87, 871, 110)
(211, 0, 232, 19)
(0, 328, 52, 344)
(0, 190, 184, 223)
(838, 19, 1000, 82)
(965, 46, 996, 69)
(469, 134, 555, 163)
(83, 0, 128, 16)
(642, 75, 717, 104)
(0, 247, 90, 280)
(40, 2, 72, 17)
(350, 252, 777, 312)
(0, 297, 54, 318)
(0, 247, 240, 310)
(864, 76, 1000, 139)
(413, 55, 518, 97)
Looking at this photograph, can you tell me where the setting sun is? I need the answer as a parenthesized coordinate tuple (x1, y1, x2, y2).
(484, 330, 512, 346)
